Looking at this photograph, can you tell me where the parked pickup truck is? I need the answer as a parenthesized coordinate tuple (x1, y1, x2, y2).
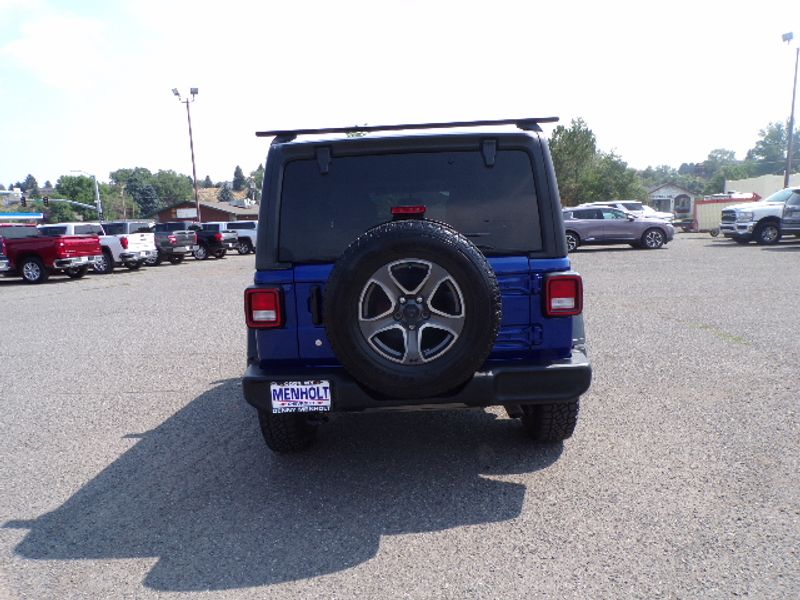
(152, 222, 199, 265)
(719, 189, 790, 245)
(100, 220, 157, 270)
(204, 220, 257, 254)
(38, 222, 142, 275)
(1, 223, 102, 283)
(194, 223, 239, 259)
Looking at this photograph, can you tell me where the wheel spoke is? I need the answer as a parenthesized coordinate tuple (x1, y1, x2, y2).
(426, 312, 465, 337)
(403, 329, 423, 364)
(369, 266, 406, 302)
(417, 262, 450, 298)
(359, 315, 400, 339)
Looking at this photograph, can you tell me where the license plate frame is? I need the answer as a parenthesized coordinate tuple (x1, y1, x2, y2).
(270, 380, 332, 414)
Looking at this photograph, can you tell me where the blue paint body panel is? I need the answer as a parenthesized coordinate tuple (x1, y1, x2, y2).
(253, 256, 573, 369)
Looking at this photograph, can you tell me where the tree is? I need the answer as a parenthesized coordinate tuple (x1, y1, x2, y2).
(55, 175, 95, 205)
(218, 184, 234, 202)
(232, 166, 246, 191)
(746, 121, 800, 177)
(43, 180, 53, 189)
(151, 170, 193, 203)
(45, 202, 77, 223)
(549, 118, 597, 205)
(251, 163, 265, 191)
(202, 175, 214, 188)
(22, 174, 38, 194)
(578, 152, 644, 203)
(0, 183, 5, 191)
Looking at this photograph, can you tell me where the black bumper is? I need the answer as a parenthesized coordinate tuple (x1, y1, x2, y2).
(243, 350, 592, 413)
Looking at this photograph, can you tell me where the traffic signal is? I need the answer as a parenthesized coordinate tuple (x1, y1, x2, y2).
(43, 196, 49, 206)
(20, 195, 26, 207)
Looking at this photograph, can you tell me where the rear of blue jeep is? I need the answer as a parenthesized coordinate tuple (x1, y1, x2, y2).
(243, 122, 591, 451)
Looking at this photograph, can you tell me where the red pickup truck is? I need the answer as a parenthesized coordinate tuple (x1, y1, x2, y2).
(0, 224, 103, 284)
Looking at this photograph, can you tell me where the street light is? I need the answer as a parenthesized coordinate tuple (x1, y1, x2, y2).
(783, 32, 799, 188)
(172, 87, 201, 221)
(70, 169, 102, 219)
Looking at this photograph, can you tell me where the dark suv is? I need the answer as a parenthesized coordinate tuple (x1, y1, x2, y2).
(243, 118, 592, 452)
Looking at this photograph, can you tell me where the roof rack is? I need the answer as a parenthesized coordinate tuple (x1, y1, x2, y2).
(255, 117, 559, 142)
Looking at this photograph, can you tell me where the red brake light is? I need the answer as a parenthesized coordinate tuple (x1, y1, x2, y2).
(391, 205, 426, 216)
(214, 232, 223, 241)
(120, 236, 129, 249)
(545, 274, 583, 317)
(245, 288, 284, 328)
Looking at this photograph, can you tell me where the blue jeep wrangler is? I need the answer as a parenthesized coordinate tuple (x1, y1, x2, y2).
(243, 118, 592, 452)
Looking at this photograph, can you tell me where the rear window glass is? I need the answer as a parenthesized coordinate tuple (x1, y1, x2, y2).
(38, 226, 68, 235)
(155, 222, 192, 232)
(0, 226, 41, 239)
(102, 223, 124, 235)
(279, 150, 541, 262)
(131, 222, 153, 233)
(230, 221, 256, 229)
(201, 224, 220, 231)
(75, 224, 104, 235)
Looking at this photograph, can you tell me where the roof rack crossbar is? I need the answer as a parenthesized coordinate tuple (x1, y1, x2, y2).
(255, 117, 559, 139)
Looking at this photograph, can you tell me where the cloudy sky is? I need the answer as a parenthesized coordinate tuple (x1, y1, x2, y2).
(0, 0, 798, 187)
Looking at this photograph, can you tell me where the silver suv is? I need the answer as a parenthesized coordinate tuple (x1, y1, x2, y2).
(562, 206, 674, 252)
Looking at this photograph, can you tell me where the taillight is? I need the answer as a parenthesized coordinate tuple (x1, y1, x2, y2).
(544, 274, 583, 317)
(120, 236, 129, 249)
(168, 234, 177, 245)
(245, 288, 284, 328)
(214, 232, 223, 242)
(193, 232, 198, 243)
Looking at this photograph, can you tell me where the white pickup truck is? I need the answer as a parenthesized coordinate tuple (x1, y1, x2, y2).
(719, 189, 788, 245)
(204, 220, 258, 254)
(38, 221, 155, 273)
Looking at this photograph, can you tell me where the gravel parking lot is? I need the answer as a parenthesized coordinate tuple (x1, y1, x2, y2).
(1, 234, 798, 599)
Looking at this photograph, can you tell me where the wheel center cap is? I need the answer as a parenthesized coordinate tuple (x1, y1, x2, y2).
(403, 304, 420, 321)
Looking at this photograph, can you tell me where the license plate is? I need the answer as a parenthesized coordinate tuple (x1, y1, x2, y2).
(139, 251, 148, 257)
(175, 247, 188, 252)
(77, 256, 88, 263)
(270, 380, 331, 413)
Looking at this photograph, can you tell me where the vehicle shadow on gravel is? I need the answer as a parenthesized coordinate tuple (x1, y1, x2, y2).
(6, 379, 561, 591)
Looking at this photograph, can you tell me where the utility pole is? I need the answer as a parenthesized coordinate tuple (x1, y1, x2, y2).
(172, 88, 201, 221)
(783, 33, 799, 188)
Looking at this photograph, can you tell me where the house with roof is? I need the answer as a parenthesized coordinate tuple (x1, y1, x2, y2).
(648, 183, 696, 215)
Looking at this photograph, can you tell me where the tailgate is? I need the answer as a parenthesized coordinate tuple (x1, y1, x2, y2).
(61, 235, 102, 256)
(125, 233, 156, 252)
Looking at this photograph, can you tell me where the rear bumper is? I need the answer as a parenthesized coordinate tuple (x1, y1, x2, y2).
(120, 250, 155, 262)
(0, 258, 9, 272)
(53, 255, 102, 268)
(243, 349, 592, 413)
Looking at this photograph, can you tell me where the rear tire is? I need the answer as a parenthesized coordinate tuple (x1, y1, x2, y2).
(20, 256, 49, 284)
(257, 409, 317, 453)
(168, 254, 184, 264)
(193, 244, 209, 260)
(521, 401, 580, 443)
(65, 265, 89, 279)
(92, 251, 114, 274)
(565, 231, 579, 253)
(237, 239, 252, 255)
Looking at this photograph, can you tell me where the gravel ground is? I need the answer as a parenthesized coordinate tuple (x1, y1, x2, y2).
(0, 234, 798, 599)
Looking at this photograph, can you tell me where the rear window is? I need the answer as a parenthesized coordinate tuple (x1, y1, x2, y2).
(75, 224, 104, 235)
(130, 222, 153, 233)
(155, 222, 192, 232)
(102, 223, 125, 235)
(0, 226, 41, 239)
(279, 150, 541, 262)
(230, 221, 256, 229)
(38, 226, 68, 235)
(201, 224, 221, 232)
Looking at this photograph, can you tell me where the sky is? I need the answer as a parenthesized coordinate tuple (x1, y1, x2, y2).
(0, 0, 798, 187)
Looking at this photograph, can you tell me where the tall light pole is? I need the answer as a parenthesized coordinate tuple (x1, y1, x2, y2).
(783, 32, 799, 188)
(172, 87, 201, 221)
(70, 169, 102, 219)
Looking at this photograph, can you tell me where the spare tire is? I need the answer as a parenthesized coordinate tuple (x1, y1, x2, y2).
(324, 219, 501, 399)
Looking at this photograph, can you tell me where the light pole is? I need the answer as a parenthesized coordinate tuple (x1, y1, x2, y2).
(783, 32, 799, 188)
(70, 170, 102, 219)
(172, 87, 201, 221)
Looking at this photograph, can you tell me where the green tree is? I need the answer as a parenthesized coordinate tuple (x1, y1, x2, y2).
(45, 202, 77, 223)
(218, 184, 234, 202)
(746, 122, 800, 176)
(151, 170, 193, 203)
(22, 174, 38, 194)
(549, 118, 597, 205)
(202, 175, 214, 188)
(250, 164, 265, 190)
(123, 169, 161, 216)
(55, 175, 95, 205)
(232, 165, 246, 191)
(579, 152, 645, 203)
